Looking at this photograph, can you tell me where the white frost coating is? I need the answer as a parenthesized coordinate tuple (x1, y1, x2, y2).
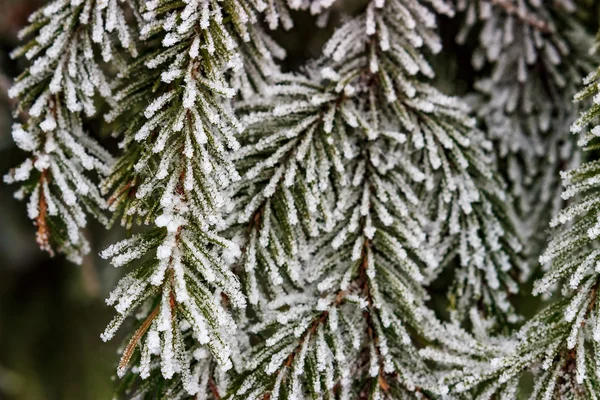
(12, 124, 37, 151)
(11, 0, 581, 397)
(7, 0, 131, 262)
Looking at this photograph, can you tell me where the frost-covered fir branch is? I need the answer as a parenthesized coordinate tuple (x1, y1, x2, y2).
(215, 0, 526, 396)
(228, 250, 440, 399)
(423, 291, 600, 398)
(97, 0, 290, 392)
(422, 38, 600, 400)
(421, 298, 581, 399)
(454, 0, 597, 258)
(101, 0, 528, 394)
(113, 309, 251, 399)
(307, 0, 524, 324)
(227, 78, 342, 305)
(4, 0, 135, 262)
(3, 0, 572, 398)
(225, 78, 440, 398)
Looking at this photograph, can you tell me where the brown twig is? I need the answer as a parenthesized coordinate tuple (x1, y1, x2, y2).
(35, 170, 54, 256)
(261, 287, 349, 400)
(107, 180, 134, 206)
(118, 303, 161, 374)
(116, 237, 182, 373)
(207, 377, 221, 399)
(357, 240, 392, 394)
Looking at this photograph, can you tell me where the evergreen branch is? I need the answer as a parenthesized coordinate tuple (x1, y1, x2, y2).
(4, 0, 135, 261)
(8, 0, 598, 398)
(455, 0, 597, 263)
(423, 27, 600, 398)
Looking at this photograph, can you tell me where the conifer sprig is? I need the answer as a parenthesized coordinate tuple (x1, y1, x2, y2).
(313, 0, 524, 324)
(423, 34, 600, 400)
(455, 0, 596, 258)
(96, 0, 291, 392)
(4, 0, 600, 398)
(5, 0, 135, 262)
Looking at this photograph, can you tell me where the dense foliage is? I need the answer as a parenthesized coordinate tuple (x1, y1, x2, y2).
(4, 0, 600, 398)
